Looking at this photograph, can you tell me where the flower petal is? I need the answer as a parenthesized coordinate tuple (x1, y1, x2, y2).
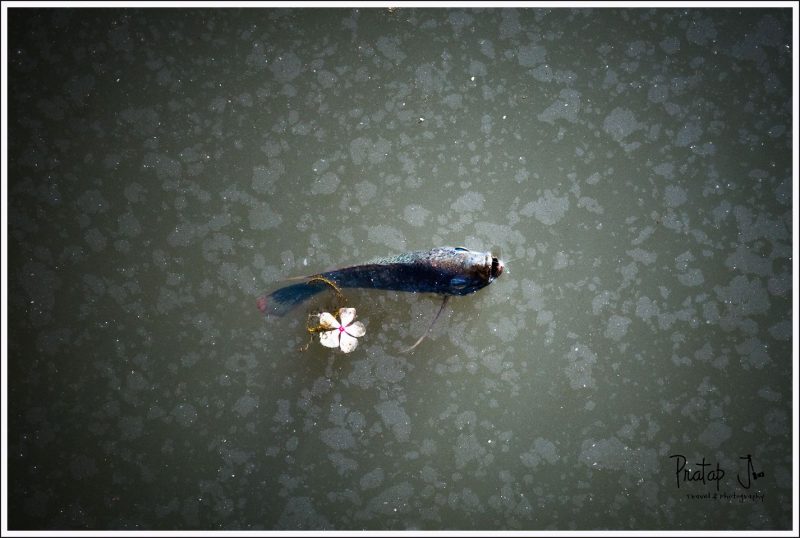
(338, 307, 356, 327)
(318, 312, 339, 329)
(345, 320, 365, 338)
(319, 329, 340, 348)
(339, 331, 358, 353)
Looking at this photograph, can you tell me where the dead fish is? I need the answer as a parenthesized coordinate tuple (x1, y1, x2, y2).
(256, 246, 504, 316)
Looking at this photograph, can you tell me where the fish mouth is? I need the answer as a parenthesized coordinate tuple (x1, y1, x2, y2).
(490, 256, 504, 279)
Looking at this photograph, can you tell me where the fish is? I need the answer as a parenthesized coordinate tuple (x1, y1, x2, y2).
(256, 246, 504, 317)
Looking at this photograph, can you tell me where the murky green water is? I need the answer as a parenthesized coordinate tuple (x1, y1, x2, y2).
(6, 7, 794, 530)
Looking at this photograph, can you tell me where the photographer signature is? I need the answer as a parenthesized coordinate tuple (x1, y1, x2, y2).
(668, 453, 764, 491)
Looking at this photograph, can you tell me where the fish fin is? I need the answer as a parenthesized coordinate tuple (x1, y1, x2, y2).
(449, 277, 468, 290)
(256, 280, 328, 316)
(267, 268, 333, 287)
(282, 274, 313, 282)
(401, 296, 450, 353)
(400, 333, 428, 354)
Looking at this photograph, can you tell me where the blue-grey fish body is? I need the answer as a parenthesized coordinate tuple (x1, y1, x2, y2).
(257, 246, 504, 316)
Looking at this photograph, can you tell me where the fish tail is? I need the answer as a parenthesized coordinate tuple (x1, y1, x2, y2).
(256, 281, 327, 316)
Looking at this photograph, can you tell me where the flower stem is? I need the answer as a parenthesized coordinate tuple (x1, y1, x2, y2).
(307, 275, 346, 305)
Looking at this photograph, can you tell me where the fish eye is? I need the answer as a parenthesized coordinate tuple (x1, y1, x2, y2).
(454, 246, 470, 252)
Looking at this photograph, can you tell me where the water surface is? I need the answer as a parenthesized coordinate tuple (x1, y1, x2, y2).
(6, 7, 794, 530)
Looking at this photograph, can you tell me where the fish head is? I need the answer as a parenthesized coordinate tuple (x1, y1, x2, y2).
(444, 247, 505, 294)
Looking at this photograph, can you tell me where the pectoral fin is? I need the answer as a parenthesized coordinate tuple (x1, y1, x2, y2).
(401, 296, 450, 353)
(449, 277, 468, 289)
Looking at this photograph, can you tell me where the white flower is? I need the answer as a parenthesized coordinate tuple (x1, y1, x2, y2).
(318, 307, 365, 353)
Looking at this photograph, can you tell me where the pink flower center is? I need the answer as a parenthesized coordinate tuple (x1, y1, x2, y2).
(338, 325, 345, 333)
